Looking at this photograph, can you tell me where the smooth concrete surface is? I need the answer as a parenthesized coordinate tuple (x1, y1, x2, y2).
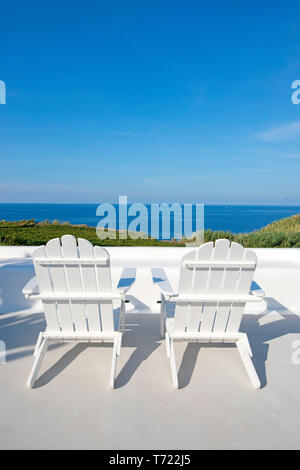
(1, 246, 300, 449)
(1, 309, 300, 449)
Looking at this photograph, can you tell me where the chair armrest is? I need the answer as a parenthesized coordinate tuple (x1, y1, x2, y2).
(116, 268, 136, 295)
(167, 293, 263, 303)
(151, 268, 175, 299)
(23, 276, 39, 299)
(250, 281, 265, 298)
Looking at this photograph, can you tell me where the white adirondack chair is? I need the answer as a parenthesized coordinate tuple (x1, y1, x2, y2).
(152, 239, 264, 389)
(23, 235, 135, 389)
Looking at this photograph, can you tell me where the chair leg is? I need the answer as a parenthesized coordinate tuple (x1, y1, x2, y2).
(26, 337, 49, 388)
(33, 332, 43, 357)
(243, 334, 253, 357)
(236, 338, 260, 389)
(165, 332, 171, 358)
(169, 338, 178, 389)
(109, 337, 119, 389)
(120, 300, 126, 334)
(160, 294, 166, 338)
(117, 333, 122, 357)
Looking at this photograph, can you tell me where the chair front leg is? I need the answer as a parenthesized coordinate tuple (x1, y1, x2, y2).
(33, 332, 44, 357)
(160, 293, 167, 338)
(236, 338, 260, 389)
(109, 336, 119, 389)
(27, 337, 49, 388)
(165, 332, 171, 357)
(117, 332, 122, 357)
(169, 338, 178, 389)
(119, 299, 126, 333)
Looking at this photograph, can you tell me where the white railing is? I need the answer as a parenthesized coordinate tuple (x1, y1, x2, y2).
(1, 246, 300, 314)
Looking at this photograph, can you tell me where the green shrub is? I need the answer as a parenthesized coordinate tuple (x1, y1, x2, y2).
(0, 215, 300, 248)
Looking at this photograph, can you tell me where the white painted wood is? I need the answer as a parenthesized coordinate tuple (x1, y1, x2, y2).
(45, 238, 67, 293)
(226, 249, 257, 333)
(33, 293, 122, 301)
(34, 258, 109, 265)
(159, 240, 263, 389)
(192, 242, 213, 294)
(26, 338, 49, 388)
(151, 267, 173, 337)
(237, 250, 257, 294)
(198, 302, 218, 335)
(94, 246, 112, 293)
(169, 339, 178, 389)
(212, 241, 243, 334)
(120, 299, 126, 334)
(60, 235, 81, 292)
(173, 302, 189, 332)
(194, 243, 215, 333)
(168, 294, 261, 303)
(33, 246, 52, 293)
(165, 332, 171, 358)
(188, 242, 214, 333)
(109, 335, 120, 389)
(78, 238, 98, 292)
(94, 246, 114, 332)
(187, 302, 202, 332)
(25, 236, 135, 388)
(99, 300, 114, 332)
(222, 242, 244, 294)
(167, 330, 248, 341)
(184, 260, 256, 268)
(43, 331, 118, 340)
(173, 250, 197, 332)
(33, 332, 43, 357)
(85, 300, 101, 332)
(117, 331, 122, 357)
(42, 300, 61, 332)
(33, 246, 60, 332)
(151, 268, 175, 296)
(116, 268, 136, 294)
(236, 338, 260, 389)
(208, 239, 230, 293)
(46, 238, 74, 332)
(178, 250, 196, 296)
(160, 293, 167, 337)
(78, 238, 101, 333)
(61, 235, 87, 332)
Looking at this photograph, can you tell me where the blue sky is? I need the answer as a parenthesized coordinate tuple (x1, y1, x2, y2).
(0, 0, 300, 204)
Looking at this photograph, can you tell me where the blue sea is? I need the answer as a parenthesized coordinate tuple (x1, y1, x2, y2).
(0, 204, 300, 240)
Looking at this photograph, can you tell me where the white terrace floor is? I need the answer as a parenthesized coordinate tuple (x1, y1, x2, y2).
(1, 247, 300, 450)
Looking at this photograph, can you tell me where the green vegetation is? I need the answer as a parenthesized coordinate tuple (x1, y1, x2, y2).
(0, 219, 172, 246)
(0, 215, 300, 247)
(203, 214, 300, 247)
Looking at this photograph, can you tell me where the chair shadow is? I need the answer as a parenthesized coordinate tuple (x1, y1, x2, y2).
(34, 343, 89, 388)
(177, 342, 236, 388)
(115, 313, 162, 388)
(239, 297, 300, 388)
(0, 311, 63, 361)
(125, 295, 150, 313)
(32, 313, 162, 389)
(4, 296, 300, 389)
(176, 296, 300, 389)
(177, 343, 201, 388)
(0, 260, 36, 314)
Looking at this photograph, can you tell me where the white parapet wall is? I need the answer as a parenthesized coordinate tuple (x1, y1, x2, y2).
(0, 246, 300, 315)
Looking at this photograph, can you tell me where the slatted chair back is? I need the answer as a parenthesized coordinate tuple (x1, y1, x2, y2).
(32, 234, 115, 334)
(174, 239, 257, 334)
